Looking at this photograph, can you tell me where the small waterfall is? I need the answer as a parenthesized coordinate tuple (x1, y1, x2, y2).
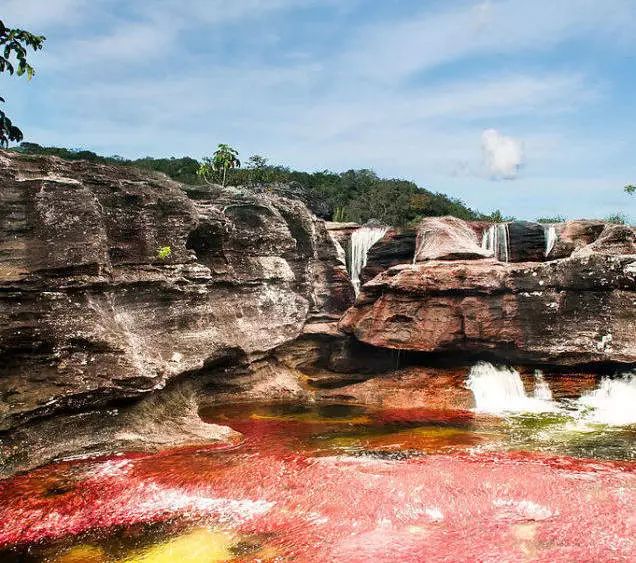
(543, 225, 558, 257)
(465, 362, 556, 414)
(533, 370, 553, 401)
(349, 225, 388, 295)
(481, 224, 510, 262)
(576, 374, 636, 426)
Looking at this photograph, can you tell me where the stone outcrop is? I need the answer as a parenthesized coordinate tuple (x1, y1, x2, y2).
(548, 220, 606, 259)
(360, 227, 416, 284)
(414, 216, 491, 262)
(572, 224, 636, 257)
(340, 254, 636, 365)
(0, 151, 354, 431)
(506, 221, 547, 262)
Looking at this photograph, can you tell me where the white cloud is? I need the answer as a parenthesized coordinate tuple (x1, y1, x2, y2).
(481, 129, 524, 179)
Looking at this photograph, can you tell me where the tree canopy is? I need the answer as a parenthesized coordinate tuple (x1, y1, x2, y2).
(0, 20, 45, 146)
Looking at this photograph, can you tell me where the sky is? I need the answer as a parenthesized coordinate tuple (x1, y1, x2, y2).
(3, 0, 636, 221)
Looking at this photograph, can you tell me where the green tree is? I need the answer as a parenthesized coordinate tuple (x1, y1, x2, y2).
(197, 143, 241, 186)
(246, 154, 272, 185)
(0, 20, 45, 146)
(625, 185, 635, 195)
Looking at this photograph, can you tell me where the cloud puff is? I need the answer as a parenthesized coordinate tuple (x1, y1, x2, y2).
(481, 129, 524, 179)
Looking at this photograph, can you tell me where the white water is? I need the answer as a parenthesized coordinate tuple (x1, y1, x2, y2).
(576, 374, 636, 426)
(543, 225, 558, 257)
(466, 362, 636, 427)
(533, 370, 553, 401)
(481, 224, 510, 262)
(465, 363, 557, 414)
(349, 225, 388, 295)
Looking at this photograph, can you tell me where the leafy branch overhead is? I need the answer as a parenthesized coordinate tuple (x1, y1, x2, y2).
(0, 20, 45, 146)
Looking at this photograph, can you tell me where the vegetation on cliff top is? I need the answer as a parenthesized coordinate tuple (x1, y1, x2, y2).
(13, 142, 497, 226)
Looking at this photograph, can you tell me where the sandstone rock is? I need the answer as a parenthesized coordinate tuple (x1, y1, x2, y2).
(360, 227, 416, 284)
(0, 151, 354, 430)
(507, 221, 547, 262)
(414, 216, 492, 262)
(318, 366, 475, 411)
(547, 220, 605, 259)
(339, 254, 636, 365)
(572, 224, 636, 257)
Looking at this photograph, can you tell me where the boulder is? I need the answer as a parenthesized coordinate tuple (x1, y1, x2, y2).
(414, 216, 492, 262)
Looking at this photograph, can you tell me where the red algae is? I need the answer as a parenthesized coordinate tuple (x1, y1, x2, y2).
(1, 403, 634, 562)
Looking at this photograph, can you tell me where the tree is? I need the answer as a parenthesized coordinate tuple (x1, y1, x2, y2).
(0, 20, 45, 146)
(246, 154, 272, 185)
(625, 185, 635, 195)
(197, 143, 241, 186)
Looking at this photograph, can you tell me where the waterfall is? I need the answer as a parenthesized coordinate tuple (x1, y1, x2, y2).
(465, 362, 557, 414)
(543, 225, 558, 257)
(533, 370, 553, 401)
(481, 224, 510, 262)
(576, 373, 636, 426)
(349, 225, 388, 295)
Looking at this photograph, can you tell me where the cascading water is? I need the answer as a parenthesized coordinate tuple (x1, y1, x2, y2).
(481, 224, 510, 262)
(543, 224, 558, 257)
(533, 370, 553, 401)
(348, 225, 388, 295)
(465, 362, 557, 414)
(576, 373, 636, 426)
(466, 362, 636, 427)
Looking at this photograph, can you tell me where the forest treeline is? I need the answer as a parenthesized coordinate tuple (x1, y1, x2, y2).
(14, 142, 507, 226)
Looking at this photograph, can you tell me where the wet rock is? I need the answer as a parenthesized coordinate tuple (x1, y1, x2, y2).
(360, 227, 416, 284)
(317, 366, 475, 410)
(507, 221, 546, 262)
(0, 383, 241, 478)
(414, 216, 492, 262)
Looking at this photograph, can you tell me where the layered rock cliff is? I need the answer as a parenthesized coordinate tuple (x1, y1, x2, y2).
(0, 151, 353, 432)
(340, 218, 636, 365)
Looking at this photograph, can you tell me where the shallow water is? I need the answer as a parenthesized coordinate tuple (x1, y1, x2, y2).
(1, 400, 634, 561)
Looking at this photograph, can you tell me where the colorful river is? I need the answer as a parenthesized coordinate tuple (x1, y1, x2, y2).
(0, 397, 634, 562)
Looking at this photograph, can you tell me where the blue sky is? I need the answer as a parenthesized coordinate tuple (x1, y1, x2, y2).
(3, 0, 636, 220)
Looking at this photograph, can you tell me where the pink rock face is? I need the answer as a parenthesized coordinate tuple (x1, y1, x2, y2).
(340, 255, 636, 364)
(414, 216, 492, 262)
(0, 408, 634, 562)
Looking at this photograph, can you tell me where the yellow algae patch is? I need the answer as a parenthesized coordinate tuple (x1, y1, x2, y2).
(321, 426, 481, 453)
(250, 412, 372, 425)
(53, 545, 107, 563)
(120, 528, 236, 563)
(512, 523, 539, 559)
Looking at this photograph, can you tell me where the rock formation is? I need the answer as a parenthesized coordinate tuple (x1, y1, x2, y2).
(339, 254, 636, 365)
(2, 153, 635, 475)
(414, 216, 492, 261)
(0, 150, 353, 432)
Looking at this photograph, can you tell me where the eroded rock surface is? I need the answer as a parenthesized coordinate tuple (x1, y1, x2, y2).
(415, 216, 491, 262)
(340, 254, 636, 365)
(0, 151, 353, 430)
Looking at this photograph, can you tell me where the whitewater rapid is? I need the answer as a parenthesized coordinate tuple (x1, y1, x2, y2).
(466, 362, 636, 426)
